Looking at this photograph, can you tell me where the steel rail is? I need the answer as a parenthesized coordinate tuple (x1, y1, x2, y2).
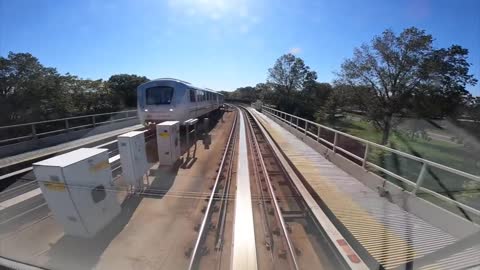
(243, 108, 300, 270)
(215, 124, 237, 250)
(246, 117, 274, 253)
(188, 109, 238, 270)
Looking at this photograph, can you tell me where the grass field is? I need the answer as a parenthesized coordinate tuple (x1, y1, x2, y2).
(328, 116, 480, 212)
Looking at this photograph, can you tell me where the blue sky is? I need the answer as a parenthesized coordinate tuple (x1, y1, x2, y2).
(1, 0, 479, 94)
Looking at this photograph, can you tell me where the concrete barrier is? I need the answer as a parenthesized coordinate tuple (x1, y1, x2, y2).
(0, 118, 140, 158)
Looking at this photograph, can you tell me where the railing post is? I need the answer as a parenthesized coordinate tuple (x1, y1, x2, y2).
(186, 125, 190, 151)
(333, 132, 338, 153)
(362, 144, 369, 169)
(290, 115, 293, 127)
(304, 121, 308, 135)
(31, 124, 37, 140)
(413, 163, 428, 195)
(296, 117, 299, 130)
(65, 119, 70, 133)
(92, 116, 96, 127)
(316, 126, 321, 142)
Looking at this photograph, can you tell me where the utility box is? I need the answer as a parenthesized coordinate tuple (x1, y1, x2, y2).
(33, 148, 121, 238)
(156, 121, 181, 166)
(118, 131, 149, 188)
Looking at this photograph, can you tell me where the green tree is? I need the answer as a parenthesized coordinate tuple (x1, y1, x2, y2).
(0, 52, 72, 124)
(254, 82, 275, 102)
(314, 84, 349, 124)
(411, 45, 477, 118)
(337, 27, 477, 145)
(469, 97, 480, 121)
(107, 74, 148, 108)
(0, 52, 144, 128)
(231, 86, 257, 102)
(268, 53, 317, 112)
(218, 90, 231, 100)
(300, 82, 333, 118)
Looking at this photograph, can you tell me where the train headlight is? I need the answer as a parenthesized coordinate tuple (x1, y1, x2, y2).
(144, 109, 148, 112)
(169, 108, 173, 112)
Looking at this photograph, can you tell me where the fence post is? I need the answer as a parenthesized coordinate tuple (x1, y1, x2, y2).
(316, 126, 320, 142)
(362, 144, 369, 169)
(92, 116, 96, 127)
(186, 124, 190, 151)
(296, 117, 299, 130)
(333, 132, 338, 153)
(65, 119, 70, 133)
(31, 124, 37, 140)
(413, 163, 428, 195)
(304, 121, 308, 135)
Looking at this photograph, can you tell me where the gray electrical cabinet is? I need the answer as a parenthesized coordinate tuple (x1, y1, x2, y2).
(33, 148, 121, 238)
(118, 131, 149, 188)
(156, 121, 181, 166)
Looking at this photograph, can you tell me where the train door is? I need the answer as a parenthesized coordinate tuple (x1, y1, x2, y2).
(189, 88, 197, 119)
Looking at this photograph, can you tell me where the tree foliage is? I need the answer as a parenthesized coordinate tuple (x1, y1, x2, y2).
(107, 74, 148, 108)
(337, 27, 477, 144)
(315, 84, 350, 123)
(0, 52, 148, 125)
(268, 53, 317, 102)
(412, 45, 477, 118)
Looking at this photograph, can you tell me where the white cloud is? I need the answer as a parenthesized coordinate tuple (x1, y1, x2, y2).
(289, 47, 302, 55)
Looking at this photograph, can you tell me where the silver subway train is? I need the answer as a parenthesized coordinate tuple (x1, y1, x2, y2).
(137, 78, 224, 125)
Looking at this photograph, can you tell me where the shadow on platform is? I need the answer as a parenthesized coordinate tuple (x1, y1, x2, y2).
(141, 162, 181, 199)
(45, 194, 143, 270)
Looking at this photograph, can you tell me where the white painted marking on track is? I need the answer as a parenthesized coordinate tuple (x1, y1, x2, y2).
(231, 109, 258, 270)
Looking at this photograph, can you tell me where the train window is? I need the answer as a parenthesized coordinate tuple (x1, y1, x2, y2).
(197, 90, 204, 102)
(146, 86, 174, 105)
(189, 89, 196, 102)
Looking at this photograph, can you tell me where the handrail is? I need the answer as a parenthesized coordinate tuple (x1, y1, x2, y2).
(261, 105, 480, 217)
(0, 110, 136, 129)
(0, 110, 138, 145)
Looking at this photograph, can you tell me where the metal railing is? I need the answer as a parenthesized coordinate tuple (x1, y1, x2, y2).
(0, 110, 138, 145)
(261, 105, 480, 217)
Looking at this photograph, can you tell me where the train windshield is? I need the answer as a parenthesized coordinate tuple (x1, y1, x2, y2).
(145, 86, 174, 105)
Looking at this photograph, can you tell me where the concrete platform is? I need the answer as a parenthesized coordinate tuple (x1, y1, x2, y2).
(252, 109, 480, 270)
(0, 111, 235, 270)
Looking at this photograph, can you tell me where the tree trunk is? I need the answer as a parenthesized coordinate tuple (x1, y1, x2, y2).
(381, 114, 393, 145)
